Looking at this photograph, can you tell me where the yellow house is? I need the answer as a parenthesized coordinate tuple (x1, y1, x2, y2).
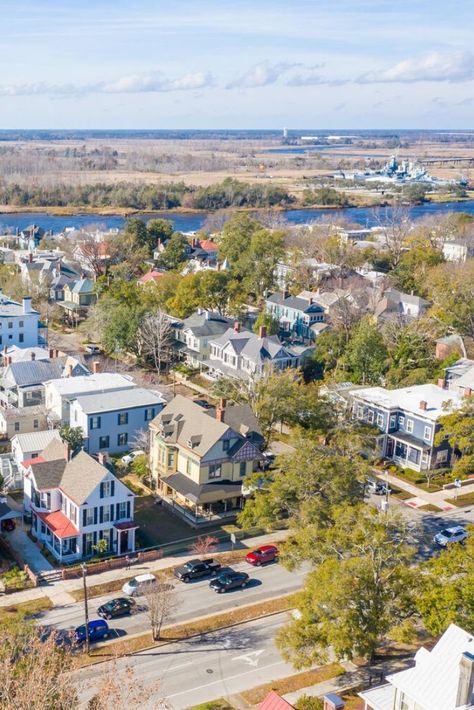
(149, 395, 262, 525)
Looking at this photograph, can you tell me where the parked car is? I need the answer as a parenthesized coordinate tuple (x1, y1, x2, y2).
(74, 619, 110, 644)
(193, 398, 212, 410)
(122, 573, 157, 597)
(97, 597, 135, 619)
(433, 525, 468, 547)
(246, 545, 278, 566)
(366, 478, 391, 496)
(174, 558, 221, 582)
(209, 569, 249, 593)
(1, 518, 16, 532)
(84, 343, 101, 354)
(121, 450, 145, 466)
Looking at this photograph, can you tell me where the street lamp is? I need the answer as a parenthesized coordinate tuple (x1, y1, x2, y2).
(81, 563, 90, 654)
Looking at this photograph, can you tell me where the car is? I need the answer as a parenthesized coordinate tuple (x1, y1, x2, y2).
(74, 619, 110, 644)
(121, 450, 145, 466)
(434, 526, 468, 547)
(97, 597, 135, 619)
(366, 478, 391, 496)
(1, 518, 16, 532)
(122, 573, 157, 597)
(209, 569, 250, 593)
(193, 398, 213, 410)
(174, 559, 221, 582)
(84, 343, 101, 354)
(246, 545, 278, 566)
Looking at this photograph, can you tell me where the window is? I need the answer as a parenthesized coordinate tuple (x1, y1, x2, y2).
(376, 413, 384, 427)
(117, 432, 128, 447)
(223, 439, 230, 452)
(33, 419, 38, 429)
(8, 335, 12, 340)
(19, 334, 24, 343)
(144, 408, 155, 422)
(209, 463, 222, 479)
(436, 449, 449, 464)
(14, 422, 20, 432)
(101, 528, 112, 550)
(367, 410, 374, 424)
(19, 321, 23, 327)
(398, 415, 405, 426)
(118, 412, 128, 425)
(239, 462, 247, 477)
(8, 322, 12, 329)
(117, 501, 127, 519)
(90, 416, 101, 430)
(102, 505, 112, 523)
(84, 532, 94, 556)
(406, 419, 414, 433)
(389, 414, 397, 429)
(99, 435, 110, 449)
(31, 452, 38, 459)
(186, 457, 192, 475)
(85, 508, 95, 526)
(423, 425, 431, 441)
(101, 480, 112, 498)
(70, 505, 77, 524)
(167, 450, 175, 468)
(356, 406, 364, 419)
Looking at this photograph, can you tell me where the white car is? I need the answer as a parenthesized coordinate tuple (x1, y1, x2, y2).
(433, 525, 468, 547)
(122, 573, 157, 597)
(121, 450, 145, 466)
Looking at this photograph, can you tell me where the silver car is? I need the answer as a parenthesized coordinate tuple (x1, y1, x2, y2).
(433, 526, 467, 547)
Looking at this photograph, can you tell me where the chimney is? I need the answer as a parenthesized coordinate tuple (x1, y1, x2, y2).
(22, 296, 32, 315)
(464, 387, 472, 398)
(456, 651, 474, 708)
(259, 325, 267, 338)
(7, 356, 12, 365)
(283, 290, 289, 299)
(323, 694, 345, 710)
(437, 377, 446, 389)
(234, 321, 241, 333)
(216, 261, 221, 271)
(49, 348, 54, 359)
(64, 443, 71, 462)
(98, 452, 108, 466)
(419, 400, 428, 411)
(66, 364, 73, 377)
(28, 252, 33, 263)
(54, 349, 59, 358)
(30, 352, 36, 361)
(93, 361, 100, 374)
(216, 398, 226, 423)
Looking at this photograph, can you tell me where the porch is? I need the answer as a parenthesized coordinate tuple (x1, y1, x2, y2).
(385, 432, 431, 472)
(35, 509, 80, 562)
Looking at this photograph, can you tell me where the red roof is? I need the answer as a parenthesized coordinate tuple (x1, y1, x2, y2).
(259, 692, 294, 710)
(138, 271, 165, 284)
(114, 521, 139, 531)
(22, 456, 45, 468)
(36, 510, 79, 539)
(199, 240, 219, 252)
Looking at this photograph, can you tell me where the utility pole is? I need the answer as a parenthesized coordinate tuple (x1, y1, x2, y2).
(81, 563, 90, 654)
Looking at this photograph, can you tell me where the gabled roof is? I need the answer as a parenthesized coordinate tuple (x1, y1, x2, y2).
(138, 270, 165, 284)
(36, 510, 79, 539)
(266, 292, 324, 313)
(5, 359, 66, 387)
(11, 429, 61, 456)
(71, 278, 94, 294)
(198, 239, 219, 252)
(259, 691, 294, 710)
(180, 310, 232, 338)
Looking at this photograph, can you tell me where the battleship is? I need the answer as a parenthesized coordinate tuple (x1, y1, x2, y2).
(335, 155, 467, 186)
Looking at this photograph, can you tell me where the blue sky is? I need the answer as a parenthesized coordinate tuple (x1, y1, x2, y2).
(1, 0, 473, 128)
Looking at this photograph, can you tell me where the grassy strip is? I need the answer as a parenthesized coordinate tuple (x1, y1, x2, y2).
(447, 491, 474, 507)
(77, 593, 295, 667)
(187, 702, 233, 710)
(417, 503, 442, 513)
(0, 596, 53, 623)
(390, 488, 413, 501)
(238, 662, 345, 704)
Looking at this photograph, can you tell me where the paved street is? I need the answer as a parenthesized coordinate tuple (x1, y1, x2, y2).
(79, 612, 295, 709)
(38, 560, 309, 641)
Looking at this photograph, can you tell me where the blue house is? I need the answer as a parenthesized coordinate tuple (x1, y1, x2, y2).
(351, 384, 464, 471)
(265, 292, 325, 340)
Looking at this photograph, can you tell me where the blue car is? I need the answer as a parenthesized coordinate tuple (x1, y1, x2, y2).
(74, 619, 110, 644)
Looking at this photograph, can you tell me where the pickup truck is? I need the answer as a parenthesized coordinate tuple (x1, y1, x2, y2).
(173, 558, 221, 583)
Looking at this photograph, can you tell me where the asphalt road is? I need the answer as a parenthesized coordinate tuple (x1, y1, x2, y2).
(78, 612, 295, 709)
(38, 560, 309, 642)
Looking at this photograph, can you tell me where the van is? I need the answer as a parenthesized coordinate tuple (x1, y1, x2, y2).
(122, 573, 157, 597)
(74, 619, 110, 644)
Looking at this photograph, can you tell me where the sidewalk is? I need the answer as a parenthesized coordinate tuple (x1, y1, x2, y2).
(377, 471, 474, 512)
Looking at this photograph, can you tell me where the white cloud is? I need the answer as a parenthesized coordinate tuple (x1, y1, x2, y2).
(226, 62, 300, 89)
(358, 51, 474, 84)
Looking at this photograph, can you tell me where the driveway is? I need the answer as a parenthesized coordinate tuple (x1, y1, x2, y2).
(7, 527, 54, 574)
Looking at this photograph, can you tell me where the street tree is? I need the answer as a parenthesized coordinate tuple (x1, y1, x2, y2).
(435, 398, 474, 477)
(138, 310, 173, 374)
(376, 205, 413, 269)
(157, 232, 189, 270)
(252, 311, 279, 336)
(342, 316, 388, 384)
(142, 580, 177, 641)
(75, 235, 109, 279)
(189, 535, 219, 557)
(426, 260, 474, 340)
(60, 424, 84, 451)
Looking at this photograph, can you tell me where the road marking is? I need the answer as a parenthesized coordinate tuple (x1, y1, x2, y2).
(166, 659, 287, 699)
(232, 649, 264, 667)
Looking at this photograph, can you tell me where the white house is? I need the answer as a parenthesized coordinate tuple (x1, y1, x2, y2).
(360, 623, 474, 710)
(70, 387, 165, 455)
(24, 438, 137, 562)
(442, 239, 474, 263)
(44, 372, 136, 422)
(0, 292, 47, 348)
(11, 429, 61, 468)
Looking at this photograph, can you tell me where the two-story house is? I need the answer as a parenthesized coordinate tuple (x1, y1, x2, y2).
(351, 383, 463, 471)
(149, 395, 262, 525)
(24, 438, 137, 562)
(265, 291, 325, 340)
(60, 278, 96, 322)
(360, 623, 474, 710)
(374, 288, 430, 324)
(204, 324, 306, 380)
(70, 387, 165, 454)
(0, 292, 47, 348)
(172, 310, 233, 368)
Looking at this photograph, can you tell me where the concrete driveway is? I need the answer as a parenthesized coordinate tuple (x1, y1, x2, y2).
(6, 526, 54, 574)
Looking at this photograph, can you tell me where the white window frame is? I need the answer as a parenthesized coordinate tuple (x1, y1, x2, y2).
(367, 410, 374, 424)
(423, 425, 431, 441)
(85, 508, 95, 526)
(436, 449, 449, 464)
(406, 419, 414, 434)
(398, 415, 405, 426)
(376, 413, 384, 427)
(389, 414, 397, 429)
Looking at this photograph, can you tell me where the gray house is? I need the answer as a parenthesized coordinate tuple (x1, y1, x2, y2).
(172, 310, 233, 367)
(351, 383, 463, 471)
(265, 291, 325, 340)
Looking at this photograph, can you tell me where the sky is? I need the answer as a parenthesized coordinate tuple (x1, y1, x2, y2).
(1, 0, 474, 129)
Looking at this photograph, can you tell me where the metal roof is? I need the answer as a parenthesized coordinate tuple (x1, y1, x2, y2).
(74, 387, 165, 414)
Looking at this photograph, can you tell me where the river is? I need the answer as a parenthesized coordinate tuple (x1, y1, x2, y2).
(1, 199, 474, 234)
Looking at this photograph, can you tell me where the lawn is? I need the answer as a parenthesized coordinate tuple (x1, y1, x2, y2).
(187, 701, 233, 710)
(238, 663, 345, 704)
(0, 596, 53, 623)
(418, 503, 442, 513)
(448, 491, 474, 507)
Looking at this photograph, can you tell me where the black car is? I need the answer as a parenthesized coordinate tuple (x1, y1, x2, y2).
(174, 559, 221, 582)
(366, 478, 391, 496)
(209, 569, 249, 593)
(97, 597, 135, 619)
(193, 399, 213, 410)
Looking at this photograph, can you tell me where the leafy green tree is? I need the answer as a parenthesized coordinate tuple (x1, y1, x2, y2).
(252, 311, 279, 336)
(394, 237, 444, 296)
(157, 232, 189, 270)
(276, 505, 418, 666)
(196, 270, 233, 314)
(342, 316, 388, 384)
(146, 218, 174, 249)
(427, 260, 474, 340)
(124, 217, 149, 249)
(435, 398, 474, 477)
(166, 274, 202, 317)
(384, 320, 437, 386)
(59, 424, 83, 451)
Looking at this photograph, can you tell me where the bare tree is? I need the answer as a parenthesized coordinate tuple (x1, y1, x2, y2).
(75, 234, 109, 279)
(189, 535, 219, 557)
(131, 427, 151, 454)
(142, 580, 177, 641)
(86, 656, 167, 709)
(375, 205, 413, 269)
(138, 310, 173, 376)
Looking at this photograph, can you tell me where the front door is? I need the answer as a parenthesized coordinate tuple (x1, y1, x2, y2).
(120, 530, 128, 553)
(386, 438, 394, 458)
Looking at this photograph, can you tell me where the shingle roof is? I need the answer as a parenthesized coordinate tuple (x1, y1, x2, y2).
(266, 292, 323, 313)
(6, 359, 66, 386)
(12, 429, 61, 455)
(74, 387, 164, 414)
(353, 383, 463, 422)
(71, 278, 94, 294)
(181, 311, 232, 338)
(29, 458, 67, 490)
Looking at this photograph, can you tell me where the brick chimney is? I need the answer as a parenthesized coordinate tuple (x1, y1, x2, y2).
(464, 387, 472, 398)
(419, 400, 428, 411)
(64, 443, 71, 462)
(54, 349, 59, 358)
(437, 377, 446, 389)
(66, 364, 73, 377)
(93, 360, 100, 374)
(234, 321, 241, 333)
(259, 325, 267, 338)
(28, 252, 33, 263)
(49, 348, 54, 359)
(456, 651, 474, 708)
(98, 452, 108, 466)
(216, 398, 226, 423)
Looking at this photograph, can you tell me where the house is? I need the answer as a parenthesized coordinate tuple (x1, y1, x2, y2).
(70, 387, 165, 455)
(442, 238, 474, 263)
(259, 691, 295, 710)
(172, 310, 233, 367)
(0, 354, 89, 410)
(374, 288, 430, 324)
(149, 395, 262, 525)
(204, 324, 306, 380)
(350, 383, 464, 471)
(72, 240, 110, 275)
(59, 278, 96, 322)
(138, 270, 166, 286)
(24, 438, 137, 562)
(11, 429, 61, 468)
(359, 623, 474, 710)
(44, 371, 136, 423)
(1, 345, 52, 365)
(19, 225, 45, 250)
(0, 292, 47, 348)
(444, 359, 474, 397)
(265, 291, 325, 339)
(0, 405, 48, 440)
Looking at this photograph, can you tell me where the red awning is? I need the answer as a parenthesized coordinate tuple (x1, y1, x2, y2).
(259, 692, 295, 710)
(113, 521, 139, 531)
(36, 510, 79, 539)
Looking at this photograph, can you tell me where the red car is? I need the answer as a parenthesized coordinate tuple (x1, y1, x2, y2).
(1, 519, 16, 532)
(246, 545, 278, 566)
